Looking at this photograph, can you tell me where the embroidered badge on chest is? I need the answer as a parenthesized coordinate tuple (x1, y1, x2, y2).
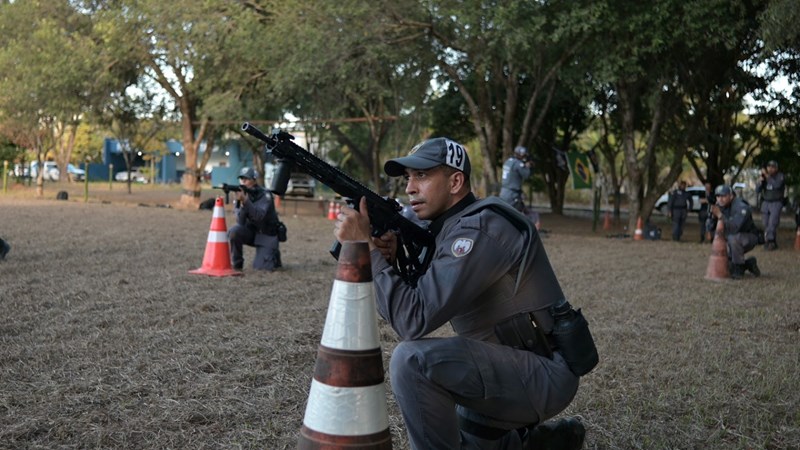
(451, 238, 474, 257)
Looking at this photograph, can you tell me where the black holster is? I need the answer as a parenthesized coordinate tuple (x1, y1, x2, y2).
(494, 313, 553, 359)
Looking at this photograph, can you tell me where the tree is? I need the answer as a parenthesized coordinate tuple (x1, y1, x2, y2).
(382, 0, 601, 197)
(99, 0, 270, 207)
(240, 0, 431, 192)
(0, 1, 133, 195)
(97, 84, 170, 193)
(584, 0, 772, 229)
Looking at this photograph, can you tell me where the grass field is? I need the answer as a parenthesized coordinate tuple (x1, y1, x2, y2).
(1, 182, 798, 449)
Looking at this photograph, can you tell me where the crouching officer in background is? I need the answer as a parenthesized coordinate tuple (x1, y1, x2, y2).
(710, 185, 761, 280)
(336, 137, 596, 449)
(228, 167, 282, 271)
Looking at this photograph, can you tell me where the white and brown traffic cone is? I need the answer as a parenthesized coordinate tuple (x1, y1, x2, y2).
(633, 217, 644, 241)
(705, 219, 729, 281)
(298, 241, 392, 449)
(189, 197, 242, 277)
(794, 226, 800, 251)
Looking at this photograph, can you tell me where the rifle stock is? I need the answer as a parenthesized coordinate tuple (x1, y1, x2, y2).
(241, 122, 434, 284)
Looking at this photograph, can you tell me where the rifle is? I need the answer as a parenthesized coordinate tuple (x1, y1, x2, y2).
(241, 122, 434, 284)
(214, 183, 255, 205)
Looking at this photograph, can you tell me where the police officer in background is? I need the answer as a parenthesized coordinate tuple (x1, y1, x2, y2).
(228, 167, 282, 271)
(756, 160, 785, 250)
(710, 185, 761, 280)
(336, 137, 593, 449)
(667, 180, 692, 241)
(499, 146, 532, 212)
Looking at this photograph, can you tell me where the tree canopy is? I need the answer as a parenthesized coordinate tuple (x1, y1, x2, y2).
(0, 0, 795, 212)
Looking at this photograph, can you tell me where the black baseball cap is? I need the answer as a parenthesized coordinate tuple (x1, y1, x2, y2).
(384, 137, 471, 178)
(767, 160, 778, 168)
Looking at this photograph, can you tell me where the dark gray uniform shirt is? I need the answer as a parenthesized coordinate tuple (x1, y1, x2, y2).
(368, 195, 578, 448)
(370, 195, 565, 340)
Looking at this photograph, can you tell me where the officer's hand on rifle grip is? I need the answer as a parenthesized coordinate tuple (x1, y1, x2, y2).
(334, 197, 374, 250)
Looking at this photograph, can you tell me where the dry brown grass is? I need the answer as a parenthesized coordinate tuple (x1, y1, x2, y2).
(1, 182, 798, 449)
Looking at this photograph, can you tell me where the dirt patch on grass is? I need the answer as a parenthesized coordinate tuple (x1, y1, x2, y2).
(1, 186, 798, 449)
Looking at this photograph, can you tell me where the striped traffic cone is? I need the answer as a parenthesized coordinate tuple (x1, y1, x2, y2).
(298, 241, 392, 449)
(327, 201, 337, 220)
(189, 197, 242, 277)
(705, 219, 729, 281)
(603, 211, 611, 231)
(633, 217, 644, 241)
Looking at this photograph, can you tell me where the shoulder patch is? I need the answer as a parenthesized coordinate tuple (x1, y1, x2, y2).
(451, 238, 474, 257)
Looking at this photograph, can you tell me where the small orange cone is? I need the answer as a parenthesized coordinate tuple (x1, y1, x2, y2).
(705, 219, 729, 281)
(633, 217, 644, 241)
(335, 202, 342, 217)
(327, 201, 336, 220)
(298, 241, 392, 449)
(603, 211, 611, 231)
(189, 197, 242, 277)
(274, 194, 281, 209)
(794, 227, 800, 251)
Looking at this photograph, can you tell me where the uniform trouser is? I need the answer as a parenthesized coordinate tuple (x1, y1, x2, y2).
(727, 232, 758, 265)
(698, 210, 709, 241)
(499, 189, 525, 212)
(228, 224, 279, 270)
(389, 337, 579, 450)
(760, 200, 782, 242)
(670, 208, 687, 240)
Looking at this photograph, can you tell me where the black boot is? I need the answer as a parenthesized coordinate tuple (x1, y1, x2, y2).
(524, 416, 586, 450)
(0, 238, 9, 260)
(730, 263, 745, 280)
(744, 257, 760, 277)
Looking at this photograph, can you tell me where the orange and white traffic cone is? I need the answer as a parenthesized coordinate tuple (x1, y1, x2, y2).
(705, 219, 729, 281)
(794, 227, 800, 251)
(327, 201, 336, 220)
(189, 197, 242, 277)
(274, 194, 281, 210)
(298, 241, 392, 449)
(335, 202, 342, 218)
(633, 217, 644, 241)
(603, 211, 611, 231)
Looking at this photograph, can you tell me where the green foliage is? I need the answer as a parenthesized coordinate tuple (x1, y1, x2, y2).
(0, 137, 23, 163)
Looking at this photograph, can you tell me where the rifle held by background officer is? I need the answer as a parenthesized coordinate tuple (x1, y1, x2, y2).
(214, 183, 256, 205)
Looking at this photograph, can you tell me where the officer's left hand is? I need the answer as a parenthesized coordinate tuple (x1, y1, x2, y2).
(234, 191, 245, 203)
(334, 197, 374, 250)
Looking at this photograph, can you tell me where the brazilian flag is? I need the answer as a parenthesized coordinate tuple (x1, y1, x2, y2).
(567, 151, 593, 189)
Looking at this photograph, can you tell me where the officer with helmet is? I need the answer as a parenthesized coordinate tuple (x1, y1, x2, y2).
(228, 167, 282, 271)
(500, 146, 532, 212)
(710, 185, 761, 279)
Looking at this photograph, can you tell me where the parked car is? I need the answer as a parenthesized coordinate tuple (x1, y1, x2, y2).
(655, 186, 706, 215)
(115, 168, 148, 183)
(66, 164, 85, 181)
(286, 173, 316, 197)
(30, 161, 60, 181)
(264, 162, 316, 197)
